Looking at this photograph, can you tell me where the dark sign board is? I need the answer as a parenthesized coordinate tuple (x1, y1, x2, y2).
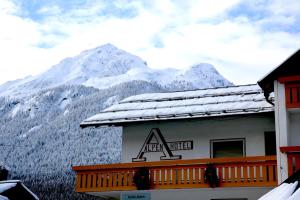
(121, 193, 151, 200)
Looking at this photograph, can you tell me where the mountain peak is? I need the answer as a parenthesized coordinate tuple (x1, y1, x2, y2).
(176, 63, 232, 88)
(83, 43, 119, 55)
(36, 43, 149, 85)
(98, 43, 118, 50)
(186, 63, 217, 73)
(0, 45, 232, 97)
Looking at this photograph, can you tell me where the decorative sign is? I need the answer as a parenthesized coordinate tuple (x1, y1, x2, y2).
(132, 128, 193, 162)
(121, 193, 151, 200)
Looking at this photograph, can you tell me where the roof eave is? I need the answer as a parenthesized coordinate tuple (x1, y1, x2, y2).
(80, 109, 274, 128)
(258, 49, 300, 94)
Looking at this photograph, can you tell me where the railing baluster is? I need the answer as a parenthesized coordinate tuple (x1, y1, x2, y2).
(128, 170, 133, 186)
(107, 173, 112, 187)
(195, 167, 199, 184)
(92, 174, 97, 189)
(230, 166, 236, 182)
(166, 169, 171, 185)
(117, 172, 120, 187)
(236, 166, 241, 183)
(112, 173, 117, 187)
(200, 167, 205, 184)
(285, 84, 300, 108)
(150, 169, 155, 185)
(274, 164, 278, 182)
(82, 174, 86, 189)
(189, 167, 194, 184)
(76, 174, 82, 189)
(183, 168, 188, 185)
(268, 165, 274, 182)
(103, 173, 108, 188)
(224, 166, 229, 183)
(262, 165, 267, 183)
(87, 174, 92, 189)
(249, 165, 254, 183)
(155, 169, 161, 185)
(172, 168, 177, 185)
(256, 166, 261, 182)
(292, 87, 298, 104)
(243, 166, 248, 182)
(161, 168, 165, 185)
(97, 174, 102, 188)
(178, 168, 182, 185)
(123, 171, 128, 186)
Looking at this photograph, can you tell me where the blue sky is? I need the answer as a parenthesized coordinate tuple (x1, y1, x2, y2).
(0, 0, 300, 85)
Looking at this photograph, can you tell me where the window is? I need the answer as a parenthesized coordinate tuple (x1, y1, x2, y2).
(264, 131, 276, 155)
(210, 138, 245, 158)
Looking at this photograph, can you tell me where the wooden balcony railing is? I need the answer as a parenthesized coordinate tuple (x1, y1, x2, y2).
(285, 83, 300, 108)
(278, 76, 300, 109)
(280, 146, 300, 176)
(73, 156, 277, 193)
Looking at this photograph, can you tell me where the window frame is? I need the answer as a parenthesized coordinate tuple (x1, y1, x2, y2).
(210, 138, 246, 158)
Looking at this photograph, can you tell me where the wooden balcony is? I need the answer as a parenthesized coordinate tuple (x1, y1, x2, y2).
(285, 83, 300, 108)
(280, 146, 300, 176)
(278, 76, 300, 109)
(72, 156, 277, 193)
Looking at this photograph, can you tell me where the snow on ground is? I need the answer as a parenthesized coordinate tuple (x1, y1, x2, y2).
(19, 125, 41, 139)
(10, 103, 21, 117)
(103, 95, 119, 107)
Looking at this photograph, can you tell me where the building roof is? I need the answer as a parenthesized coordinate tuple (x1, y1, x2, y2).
(0, 180, 39, 200)
(81, 84, 274, 127)
(258, 49, 300, 95)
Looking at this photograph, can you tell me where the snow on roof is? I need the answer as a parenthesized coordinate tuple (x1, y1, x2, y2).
(0, 182, 17, 193)
(0, 195, 8, 200)
(81, 84, 274, 127)
(0, 180, 39, 200)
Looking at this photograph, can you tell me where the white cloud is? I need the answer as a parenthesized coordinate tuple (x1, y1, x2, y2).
(0, 0, 46, 83)
(187, 0, 241, 20)
(37, 5, 62, 15)
(267, 0, 300, 17)
(0, 0, 299, 85)
(0, 0, 17, 14)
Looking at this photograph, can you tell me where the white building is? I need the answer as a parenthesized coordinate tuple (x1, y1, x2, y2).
(73, 49, 300, 200)
(258, 49, 300, 183)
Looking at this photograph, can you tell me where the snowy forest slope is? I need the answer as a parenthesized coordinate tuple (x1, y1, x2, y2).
(0, 81, 166, 199)
(0, 44, 232, 199)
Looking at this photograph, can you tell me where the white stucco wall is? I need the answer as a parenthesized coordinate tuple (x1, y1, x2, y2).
(289, 112, 300, 146)
(91, 187, 273, 200)
(122, 113, 275, 163)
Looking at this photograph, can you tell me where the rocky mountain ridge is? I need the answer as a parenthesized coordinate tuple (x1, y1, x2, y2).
(0, 43, 232, 97)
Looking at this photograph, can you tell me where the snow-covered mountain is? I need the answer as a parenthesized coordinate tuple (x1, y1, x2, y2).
(0, 44, 232, 199)
(0, 44, 231, 97)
